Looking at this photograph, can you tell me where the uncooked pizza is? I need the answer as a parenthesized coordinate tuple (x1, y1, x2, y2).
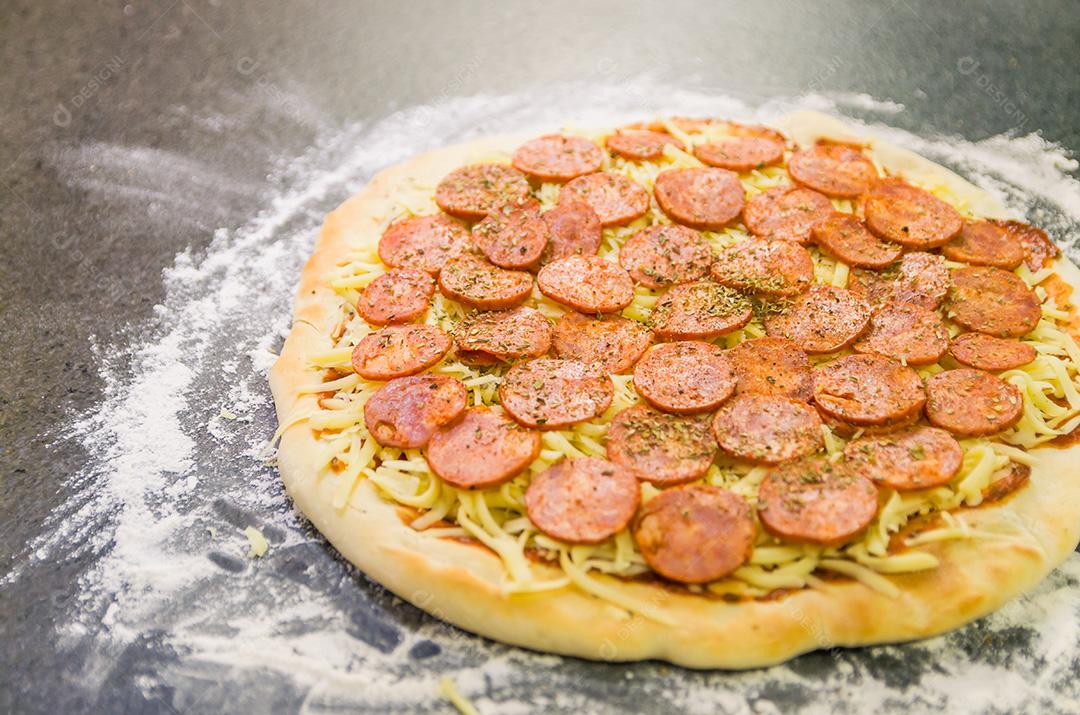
(269, 110, 1080, 668)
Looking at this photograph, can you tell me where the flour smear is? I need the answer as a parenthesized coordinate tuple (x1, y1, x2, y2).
(12, 84, 1080, 714)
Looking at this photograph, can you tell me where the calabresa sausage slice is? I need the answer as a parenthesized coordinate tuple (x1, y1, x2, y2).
(710, 239, 814, 297)
(847, 252, 950, 309)
(742, 186, 833, 244)
(813, 353, 926, 426)
(727, 336, 814, 401)
(426, 407, 540, 489)
(351, 324, 452, 380)
(552, 312, 653, 374)
(982, 462, 1031, 503)
(606, 130, 684, 161)
(787, 143, 878, 198)
(764, 285, 871, 354)
(853, 302, 949, 366)
(925, 368, 1024, 436)
(606, 405, 717, 485)
(512, 135, 603, 182)
(378, 214, 472, 275)
(654, 167, 745, 230)
(948, 267, 1042, 338)
(864, 181, 963, 249)
(438, 255, 533, 310)
(693, 124, 786, 172)
(811, 213, 902, 269)
(618, 224, 712, 289)
(499, 359, 613, 429)
(949, 332, 1036, 372)
(820, 408, 920, 438)
(560, 173, 650, 227)
(844, 426, 962, 491)
(537, 255, 635, 314)
(990, 219, 1059, 271)
(650, 281, 753, 340)
(456, 307, 553, 362)
(633, 485, 755, 584)
(757, 456, 878, 546)
(540, 201, 602, 264)
(525, 458, 640, 543)
(942, 220, 1024, 269)
(712, 393, 823, 464)
(472, 198, 549, 270)
(633, 341, 736, 414)
(364, 374, 467, 448)
(435, 164, 531, 220)
(356, 268, 436, 326)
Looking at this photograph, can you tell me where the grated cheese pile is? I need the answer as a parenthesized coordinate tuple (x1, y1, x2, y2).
(278, 120, 1080, 613)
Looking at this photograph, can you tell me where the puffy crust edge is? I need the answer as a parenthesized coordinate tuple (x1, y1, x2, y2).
(269, 113, 1080, 669)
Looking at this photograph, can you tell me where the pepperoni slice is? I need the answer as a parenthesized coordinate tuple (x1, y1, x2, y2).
(650, 281, 752, 341)
(742, 186, 834, 244)
(426, 407, 540, 489)
(525, 458, 640, 543)
(471, 198, 549, 270)
(712, 393, 823, 464)
(949, 333, 1036, 372)
(633, 485, 755, 584)
(787, 143, 878, 198)
(552, 311, 653, 374)
(618, 224, 713, 289)
(864, 181, 963, 249)
(606, 405, 716, 485)
(990, 219, 1059, 272)
(633, 341, 737, 414)
(606, 130, 685, 161)
(848, 252, 950, 310)
(536, 255, 634, 314)
(982, 462, 1031, 503)
(363, 374, 468, 449)
(434, 164, 531, 220)
(560, 173, 650, 227)
(350, 324, 452, 380)
(438, 255, 533, 310)
(844, 426, 963, 491)
(512, 135, 603, 182)
(820, 408, 920, 438)
(942, 220, 1024, 269)
(539, 201, 602, 264)
(814, 353, 926, 427)
(456, 307, 553, 362)
(852, 302, 949, 366)
(757, 456, 878, 546)
(948, 267, 1042, 338)
(356, 268, 436, 326)
(694, 130, 785, 172)
(924, 368, 1024, 436)
(710, 239, 814, 297)
(727, 337, 814, 401)
(811, 213, 902, 269)
(654, 167, 745, 231)
(499, 359, 613, 429)
(378, 214, 472, 275)
(764, 285, 871, 354)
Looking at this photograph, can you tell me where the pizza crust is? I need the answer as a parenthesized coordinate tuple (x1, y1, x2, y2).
(269, 111, 1080, 669)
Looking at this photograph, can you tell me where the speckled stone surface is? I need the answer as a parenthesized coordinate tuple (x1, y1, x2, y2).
(2, 2, 1079, 713)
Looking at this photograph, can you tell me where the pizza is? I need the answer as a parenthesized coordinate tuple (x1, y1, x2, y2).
(269, 110, 1080, 669)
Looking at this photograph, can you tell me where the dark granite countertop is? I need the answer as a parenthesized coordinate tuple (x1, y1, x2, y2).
(2, 2, 1079, 713)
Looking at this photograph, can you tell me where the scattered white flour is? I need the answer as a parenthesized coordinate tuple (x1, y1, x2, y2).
(9, 83, 1080, 713)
